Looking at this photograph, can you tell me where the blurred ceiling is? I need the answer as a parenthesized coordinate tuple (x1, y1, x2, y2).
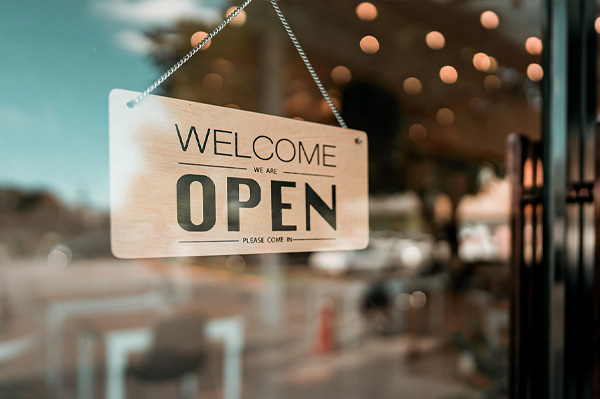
(246, 0, 544, 165)
(152, 0, 545, 175)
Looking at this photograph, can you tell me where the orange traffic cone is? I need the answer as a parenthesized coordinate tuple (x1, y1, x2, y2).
(314, 298, 335, 354)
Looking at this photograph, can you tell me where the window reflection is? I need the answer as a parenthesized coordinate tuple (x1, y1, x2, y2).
(0, 0, 543, 398)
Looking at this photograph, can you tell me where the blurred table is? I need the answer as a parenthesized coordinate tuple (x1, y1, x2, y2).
(77, 312, 244, 399)
(45, 290, 165, 388)
(0, 321, 40, 364)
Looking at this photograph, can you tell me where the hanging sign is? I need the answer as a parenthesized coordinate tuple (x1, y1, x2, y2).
(109, 89, 369, 258)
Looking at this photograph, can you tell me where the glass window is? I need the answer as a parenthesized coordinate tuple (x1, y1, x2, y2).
(0, 1, 543, 398)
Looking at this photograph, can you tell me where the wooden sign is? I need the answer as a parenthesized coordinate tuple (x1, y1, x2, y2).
(109, 89, 369, 258)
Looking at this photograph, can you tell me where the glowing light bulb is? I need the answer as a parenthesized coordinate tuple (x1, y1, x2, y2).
(203, 73, 222, 90)
(440, 66, 458, 84)
(360, 35, 379, 54)
(409, 124, 427, 141)
(425, 31, 445, 50)
(473, 52, 491, 72)
(527, 63, 543, 82)
(226, 7, 247, 26)
(191, 31, 211, 49)
(403, 77, 422, 95)
(356, 2, 378, 21)
(480, 11, 499, 29)
(331, 66, 352, 84)
(436, 108, 454, 126)
(487, 56, 498, 73)
(484, 75, 501, 91)
(525, 37, 543, 55)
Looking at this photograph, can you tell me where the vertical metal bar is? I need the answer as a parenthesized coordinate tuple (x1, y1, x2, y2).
(508, 134, 527, 399)
(543, 1, 597, 398)
(543, 1, 568, 398)
(529, 148, 542, 269)
(580, 3, 597, 399)
(567, 1, 596, 399)
(582, 201, 595, 399)
(565, 201, 580, 399)
(594, 123, 600, 399)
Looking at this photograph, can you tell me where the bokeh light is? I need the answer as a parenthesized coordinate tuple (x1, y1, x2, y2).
(425, 31, 445, 50)
(440, 66, 458, 84)
(47, 245, 72, 270)
(355, 2, 378, 21)
(484, 75, 502, 91)
(480, 10, 499, 29)
(286, 90, 312, 114)
(212, 58, 234, 74)
(596, 17, 600, 34)
(409, 291, 427, 309)
(360, 35, 380, 54)
(409, 124, 427, 141)
(527, 63, 544, 82)
(396, 293, 411, 310)
(436, 108, 454, 126)
(226, 255, 246, 273)
(403, 77, 423, 95)
(487, 56, 498, 73)
(331, 66, 352, 84)
(226, 7, 247, 26)
(191, 31, 211, 49)
(402, 246, 423, 268)
(525, 37, 543, 55)
(473, 52, 491, 72)
(203, 73, 223, 90)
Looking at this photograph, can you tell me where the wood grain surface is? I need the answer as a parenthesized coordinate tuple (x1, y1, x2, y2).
(109, 89, 368, 258)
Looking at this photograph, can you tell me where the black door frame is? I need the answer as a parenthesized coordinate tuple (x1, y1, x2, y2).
(510, 1, 598, 398)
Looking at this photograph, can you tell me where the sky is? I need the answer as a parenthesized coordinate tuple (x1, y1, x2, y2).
(0, 0, 224, 210)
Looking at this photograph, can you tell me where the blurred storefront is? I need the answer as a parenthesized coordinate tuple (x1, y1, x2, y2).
(0, 0, 597, 398)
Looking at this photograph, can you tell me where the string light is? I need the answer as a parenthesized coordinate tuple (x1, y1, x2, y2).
(331, 66, 352, 84)
(473, 53, 491, 72)
(403, 77, 423, 95)
(440, 66, 458, 84)
(191, 31, 211, 49)
(487, 56, 498, 73)
(409, 124, 427, 141)
(203, 73, 222, 90)
(360, 35, 379, 54)
(226, 7, 247, 26)
(525, 37, 543, 55)
(436, 108, 454, 126)
(480, 11, 499, 29)
(356, 2, 378, 21)
(527, 63, 544, 82)
(425, 31, 445, 50)
(484, 75, 501, 91)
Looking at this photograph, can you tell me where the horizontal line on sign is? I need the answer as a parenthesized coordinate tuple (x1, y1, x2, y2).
(283, 171, 334, 178)
(179, 162, 247, 171)
(292, 238, 336, 241)
(180, 240, 240, 243)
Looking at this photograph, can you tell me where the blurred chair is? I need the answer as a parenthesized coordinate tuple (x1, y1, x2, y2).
(126, 312, 207, 399)
(0, 277, 40, 367)
(0, 325, 40, 365)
